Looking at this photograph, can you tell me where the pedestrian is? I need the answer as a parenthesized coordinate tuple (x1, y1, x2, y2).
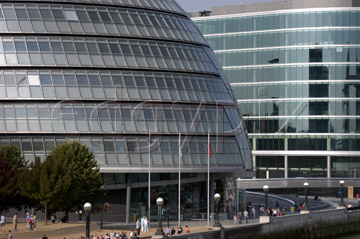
(185, 225, 190, 233)
(144, 217, 149, 233)
(0, 214, 5, 232)
(238, 211, 242, 224)
(12, 213, 18, 232)
(8, 230, 12, 239)
(252, 207, 256, 219)
(165, 226, 171, 235)
(136, 219, 140, 236)
(233, 214, 237, 224)
(140, 216, 144, 232)
(25, 213, 30, 230)
(51, 214, 56, 224)
(177, 225, 183, 234)
(110, 230, 115, 239)
(243, 210, 249, 223)
(29, 214, 34, 230)
(33, 213, 37, 229)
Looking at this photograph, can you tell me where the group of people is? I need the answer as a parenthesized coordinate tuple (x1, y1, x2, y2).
(233, 202, 288, 224)
(164, 225, 190, 236)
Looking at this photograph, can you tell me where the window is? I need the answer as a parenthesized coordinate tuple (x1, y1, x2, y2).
(28, 75, 40, 85)
(64, 10, 79, 21)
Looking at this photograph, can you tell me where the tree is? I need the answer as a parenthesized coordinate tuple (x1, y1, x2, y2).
(19, 141, 105, 223)
(0, 145, 28, 212)
(47, 141, 105, 215)
(0, 145, 26, 170)
(39, 156, 73, 224)
(0, 158, 19, 212)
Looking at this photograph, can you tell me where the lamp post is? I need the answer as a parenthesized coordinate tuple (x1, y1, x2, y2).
(155, 198, 164, 236)
(303, 182, 309, 211)
(263, 185, 269, 214)
(259, 185, 271, 223)
(84, 202, 92, 239)
(213, 193, 222, 228)
(339, 180, 345, 208)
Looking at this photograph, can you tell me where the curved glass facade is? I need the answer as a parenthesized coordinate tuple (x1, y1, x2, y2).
(194, 7, 360, 178)
(1, 0, 252, 222)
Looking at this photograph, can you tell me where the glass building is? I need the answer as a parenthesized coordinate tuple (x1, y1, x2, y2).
(192, 0, 360, 179)
(0, 0, 252, 222)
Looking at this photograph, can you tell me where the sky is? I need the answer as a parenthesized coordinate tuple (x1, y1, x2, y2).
(176, 0, 277, 12)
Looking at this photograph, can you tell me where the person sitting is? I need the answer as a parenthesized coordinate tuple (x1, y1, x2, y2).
(185, 225, 190, 233)
(178, 225, 183, 234)
(171, 227, 176, 235)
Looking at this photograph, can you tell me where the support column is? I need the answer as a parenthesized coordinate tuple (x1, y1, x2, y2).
(284, 155, 288, 179)
(210, 174, 215, 216)
(126, 175, 131, 224)
(327, 156, 331, 179)
(253, 155, 257, 179)
(223, 179, 226, 213)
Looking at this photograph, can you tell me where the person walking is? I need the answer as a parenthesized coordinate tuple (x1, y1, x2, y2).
(140, 216, 145, 232)
(33, 214, 37, 229)
(8, 230, 13, 239)
(12, 213, 18, 232)
(0, 214, 5, 232)
(26, 213, 30, 230)
(144, 217, 149, 233)
(243, 210, 249, 223)
(29, 215, 34, 230)
(136, 219, 140, 236)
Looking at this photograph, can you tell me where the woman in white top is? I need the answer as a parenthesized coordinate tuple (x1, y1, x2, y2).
(144, 217, 149, 232)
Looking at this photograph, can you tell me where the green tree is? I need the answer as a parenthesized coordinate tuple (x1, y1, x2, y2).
(39, 156, 73, 224)
(19, 141, 105, 223)
(19, 156, 74, 224)
(0, 158, 19, 212)
(48, 141, 105, 215)
(0, 145, 29, 211)
(0, 145, 26, 170)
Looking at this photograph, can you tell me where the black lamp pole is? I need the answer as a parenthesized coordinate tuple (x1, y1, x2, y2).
(213, 193, 222, 227)
(84, 202, 92, 239)
(339, 180, 345, 207)
(263, 185, 269, 215)
(155, 198, 164, 235)
(303, 182, 309, 211)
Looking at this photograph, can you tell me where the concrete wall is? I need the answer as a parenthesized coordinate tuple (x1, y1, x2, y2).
(169, 209, 360, 239)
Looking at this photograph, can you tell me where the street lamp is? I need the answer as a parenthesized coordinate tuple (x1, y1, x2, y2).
(155, 197, 164, 235)
(339, 180, 345, 208)
(84, 202, 92, 239)
(263, 185, 269, 214)
(213, 193, 222, 228)
(303, 182, 309, 211)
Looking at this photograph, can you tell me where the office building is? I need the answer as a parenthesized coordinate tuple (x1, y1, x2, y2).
(192, 0, 360, 179)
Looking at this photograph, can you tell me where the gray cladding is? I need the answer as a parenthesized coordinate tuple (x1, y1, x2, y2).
(0, 0, 253, 173)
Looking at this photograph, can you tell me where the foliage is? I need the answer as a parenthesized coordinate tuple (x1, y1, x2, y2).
(0, 145, 29, 212)
(0, 158, 19, 212)
(19, 141, 105, 218)
(47, 141, 105, 213)
(0, 145, 26, 170)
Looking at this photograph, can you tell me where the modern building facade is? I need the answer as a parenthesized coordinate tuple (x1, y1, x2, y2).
(192, 0, 360, 179)
(0, 0, 252, 221)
